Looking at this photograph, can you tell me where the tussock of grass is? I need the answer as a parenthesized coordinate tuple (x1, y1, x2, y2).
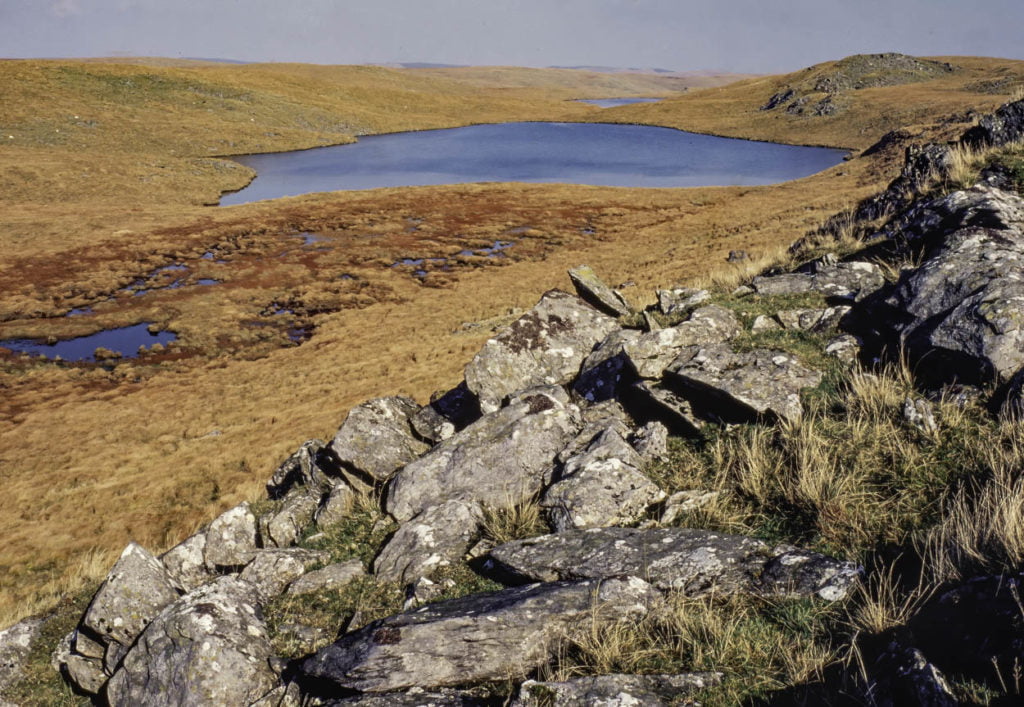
(480, 499, 548, 545)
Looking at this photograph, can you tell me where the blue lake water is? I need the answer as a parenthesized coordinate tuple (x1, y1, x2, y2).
(577, 97, 664, 108)
(219, 122, 847, 205)
(0, 323, 177, 362)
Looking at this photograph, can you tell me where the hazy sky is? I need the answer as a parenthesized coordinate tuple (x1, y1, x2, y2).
(2, 0, 1022, 74)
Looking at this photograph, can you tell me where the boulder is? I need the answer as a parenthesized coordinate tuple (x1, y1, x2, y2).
(374, 501, 484, 584)
(776, 306, 851, 332)
(866, 642, 958, 707)
(573, 329, 640, 403)
(883, 183, 1024, 251)
(287, 559, 366, 596)
(81, 542, 179, 652)
(752, 261, 884, 301)
(630, 381, 704, 434)
(301, 576, 660, 693)
(870, 222, 1024, 385)
(622, 305, 742, 379)
(513, 673, 722, 706)
(665, 344, 822, 423)
(630, 420, 669, 462)
(259, 489, 320, 548)
(962, 97, 1024, 149)
(105, 577, 276, 706)
(568, 265, 632, 317)
(464, 290, 619, 413)
(0, 618, 42, 694)
(160, 531, 213, 593)
(657, 490, 721, 526)
(330, 396, 429, 483)
(825, 334, 862, 366)
(204, 502, 258, 569)
(239, 548, 330, 600)
(752, 314, 781, 331)
(542, 457, 665, 531)
(657, 288, 711, 317)
(315, 482, 356, 530)
(489, 527, 859, 601)
(386, 386, 582, 522)
(266, 438, 336, 500)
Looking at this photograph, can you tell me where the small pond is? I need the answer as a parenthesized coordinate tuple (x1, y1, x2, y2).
(0, 323, 177, 362)
(577, 97, 664, 108)
(219, 122, 847, 205)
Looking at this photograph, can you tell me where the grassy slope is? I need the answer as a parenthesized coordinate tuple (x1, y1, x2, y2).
(1, 55, 1023, 623)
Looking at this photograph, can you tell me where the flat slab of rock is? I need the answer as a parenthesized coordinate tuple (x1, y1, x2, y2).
(386, 386, 581, 522)
(514, 673, 722, 706)
(465, 290, 619, 413)
(287, 559, 365, 596)
(330, 396, 429, 482)
(568, 265, 632, 317)
(81, 542, 179, 651)
(302, 576, 660, 693)
(106, 577, 276, 706)
(489, 528, 860, 601)
(374, 500, 484, 583)
(666, 344, 822, 422)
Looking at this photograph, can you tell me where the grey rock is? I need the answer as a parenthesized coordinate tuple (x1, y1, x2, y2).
(387, 386, 582, 522)
(71, 628, 105, 660)
(903, 397, 938, 435)
(489, 527, 770, 594)
(302, 576, 660, 693)
(666, 344, 822, 423)
(106, 577, 275, 706)
(249, 681, 304, 707)
(868, 642, 958, 707)
(656, 287, 711, 317)
(751, 272, 814, 296)
(885, 183, 1024, 249)
(544, 427, 663, 533)
(623, 305, 742, 379)
(631, 381, 704, 434)
(751, 314, 781, 332)
(513, 672, 722, 706)
(374, 501, 483, 584)
(330, 396, 429, 483)
(776, 306, 851, 332)
(267, 438, 336, 500)
(62, 650, 107, 695)
(315, 482, 356, 530)
(963, 98, 1024, 149)
(568, 265, 633, 317)
(81, 542, 180, 650)
(753, 262, 884, 301)
(240, 548, 330, 600)
(879, 220, 1024, 384)
(825, 334, 862, 366)
(574, 329, 640, 403)
(642, 310, 661, 332)
(758, 547, 861, 601)
(465, 290, 619, 413)
(287, 559, 366, 596)
(630, 421, 669, 462)
(658, 489, 721, 526)
(411, 382, 481, 444)
(161, 531, 213, 593)
(1001, 367, 1024, 420)
(260, 489, 320, 548)
(0, 618, 41, 694)
(326, 686, 490, 705)
(205, 502, 258, 569)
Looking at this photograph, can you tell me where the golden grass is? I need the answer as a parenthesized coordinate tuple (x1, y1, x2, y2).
(1, 54, 1022, 623)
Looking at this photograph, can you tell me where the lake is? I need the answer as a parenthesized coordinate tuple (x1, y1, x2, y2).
(220, 122, 847, 206)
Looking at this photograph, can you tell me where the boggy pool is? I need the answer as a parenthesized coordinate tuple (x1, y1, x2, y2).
(220, 122, 847, 205)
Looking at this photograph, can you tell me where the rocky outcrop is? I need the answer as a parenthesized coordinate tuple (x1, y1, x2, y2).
(464, 290, 618, 413)
(568, 264, 633, 317)
(301, 576, 660, 693)
(331, 396, 429, 482)
(374, 500, 483, 583)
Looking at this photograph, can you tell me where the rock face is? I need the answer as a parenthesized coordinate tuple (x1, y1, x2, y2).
(666, 344, 823, 422)
(386, 386, 581, 522)
(489, 528, 859, 600)
(514, 673, 722, 707)
(302, 576, 660, 693)
(464, 290, 618, 413)
(106, 577, 276, 706)
(331, 396, 429, 482)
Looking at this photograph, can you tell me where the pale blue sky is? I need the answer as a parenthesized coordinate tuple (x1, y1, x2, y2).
(1, 0, 1021, 73)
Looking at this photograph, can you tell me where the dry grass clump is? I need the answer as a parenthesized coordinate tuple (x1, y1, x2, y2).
(481, 499, 548, 545)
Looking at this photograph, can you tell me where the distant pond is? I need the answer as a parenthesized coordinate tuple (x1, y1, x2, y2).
(220, 122, 847, 205)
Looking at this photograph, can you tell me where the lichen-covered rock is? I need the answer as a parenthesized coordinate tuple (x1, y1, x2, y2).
(160, 532, 212, 593)
(374, 501, 483, 584)
(301, 576, 660, 693)
(630, 381, 704, 434)
(411, 382, 481, 444)
(542, 457, 665, 531)
(866, 642, 958, 707)
(465, 290, 619, 413)
(630, 420, 669, 462)
(266, 438, 336, 500)
(666, 344, 822, 422)
(962, 97, 1024, 149)
(204, 502, 258, 569)
(105, 577, 275, 706)
(489, 527, 771, 595)
(903, 397, 938, 435)
(825, 334, 862, 365)
(776, 306, 851, 332)
(883, 183, 1024, 250)
(513, 672, 722, 706)
(0, 618, 42, 694)
(239, 548, 330, 600)
(872, 221, 1024, 385)
(622, 305, 742, 379)
(314, 482, 356, 530)
(326, 686, 492, 705)
(573, 329, 640, 403)
(568, 264, 632, 317)
(757, 547, 861, 601)
(753, 261, 884, 301)
(287, 559, 366, 596)
(330, 396, 429, 482)
(259, 489, 320, 548)
(657, 287, 711, 316)
(81, 543, 180, 651)
(386, 386, 582, 522)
